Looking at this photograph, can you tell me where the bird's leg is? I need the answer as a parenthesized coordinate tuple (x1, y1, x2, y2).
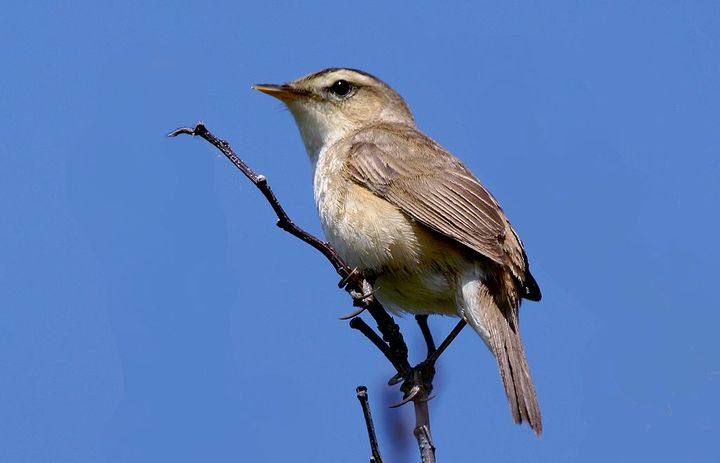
(387, 314, 437, 386)
(389, 319, 467, 407)
(425, 319, 466, 365)
(415, 314, 436, 358)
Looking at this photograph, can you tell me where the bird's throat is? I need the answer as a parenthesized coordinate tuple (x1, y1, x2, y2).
(287, 102, 354, 167)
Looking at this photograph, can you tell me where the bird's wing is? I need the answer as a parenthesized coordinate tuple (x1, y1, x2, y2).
(345, 124, 540, 300)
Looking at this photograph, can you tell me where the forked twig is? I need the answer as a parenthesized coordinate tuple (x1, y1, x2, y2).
(170, 122, 468, 463)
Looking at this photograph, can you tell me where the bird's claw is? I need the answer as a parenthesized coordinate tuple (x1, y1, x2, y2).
(337, 267, 360, 289)
(389, 385, 422, 408)
(338, 270, 378, 306)
(387, 359, 436, 405)
(338, 306, 367, 320)
(387, 372, 404, 386)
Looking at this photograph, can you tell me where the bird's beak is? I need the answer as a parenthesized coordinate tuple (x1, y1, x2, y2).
(253, 83, 307, 101)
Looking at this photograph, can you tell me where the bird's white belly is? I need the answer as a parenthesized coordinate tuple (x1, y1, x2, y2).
(314, 163, 466, 315)
(319, 181, 420, 271)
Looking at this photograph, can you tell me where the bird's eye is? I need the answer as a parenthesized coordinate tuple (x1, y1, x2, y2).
(328, 79, 352, 97)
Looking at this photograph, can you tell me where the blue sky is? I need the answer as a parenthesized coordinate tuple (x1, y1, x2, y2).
(2, 1, 719, 462)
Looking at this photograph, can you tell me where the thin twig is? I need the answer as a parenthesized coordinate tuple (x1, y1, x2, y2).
(168, 123, 358, 287)
(414, 397, 436, 463)
(169, 122, 414, 379)
(170, 122, 465, 462)
(350, 318, 393, 360)
(168, 125, 412, 372)
(409, 377, 436, 463)
(356, 386, 383, 463)
(367, 305, 411, 380)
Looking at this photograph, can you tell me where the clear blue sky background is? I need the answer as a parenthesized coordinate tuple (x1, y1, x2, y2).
(2, 1, 718, 462)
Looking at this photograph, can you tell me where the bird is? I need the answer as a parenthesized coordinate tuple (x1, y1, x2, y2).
(254, 68, 543, 435)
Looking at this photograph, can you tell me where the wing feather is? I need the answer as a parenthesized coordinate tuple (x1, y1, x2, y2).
(345, 124, 541, 300)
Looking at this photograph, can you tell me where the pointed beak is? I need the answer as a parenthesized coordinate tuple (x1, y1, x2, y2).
(252, 83, 307, 101)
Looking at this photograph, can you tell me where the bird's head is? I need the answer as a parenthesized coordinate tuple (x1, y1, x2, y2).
(254, 68, 414, 160)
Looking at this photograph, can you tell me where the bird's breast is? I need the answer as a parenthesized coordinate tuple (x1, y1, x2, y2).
(312, 145, 473, 315)
(315, 173, 421, 272)
(312, 145, 422, 271)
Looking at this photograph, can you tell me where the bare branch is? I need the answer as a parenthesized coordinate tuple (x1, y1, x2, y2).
(170, 122, 467, 462)
(414, 404, 436, 463)
(356, 386, 383, 463)
(350, 318, 393, 359)
(168, 123, 356, 285)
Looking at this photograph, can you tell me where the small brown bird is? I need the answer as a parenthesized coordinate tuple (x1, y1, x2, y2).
(255, 68, 543, 435)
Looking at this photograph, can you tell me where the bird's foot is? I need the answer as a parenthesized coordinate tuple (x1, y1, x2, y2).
(336, 268, 378, 317)
(337, 282, 377, 320)
(388, 360, 436, 408)
(337, 268, 377, 305)
(386, 318, 467, 407)
(347, 279, 378, 307)
(337, 267, 360, 289)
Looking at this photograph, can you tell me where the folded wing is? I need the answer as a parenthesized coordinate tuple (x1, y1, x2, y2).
(345, 124, 541, 301)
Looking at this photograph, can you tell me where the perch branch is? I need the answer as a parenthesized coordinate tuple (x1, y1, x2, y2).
(169, 123, 414, 376)
(414, 396, 436, 463)
(168, 123, 356, 285)
(356, 386, 383, 463)
(169, 122, 466, 463)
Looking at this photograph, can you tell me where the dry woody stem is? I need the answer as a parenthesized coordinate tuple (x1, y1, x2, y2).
(356, 386, 383, 463)
(169, 122, 467, 462)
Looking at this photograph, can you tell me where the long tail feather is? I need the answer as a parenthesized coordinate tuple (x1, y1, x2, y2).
(491, 313, 542, 435)
(461, 281, 542, 435)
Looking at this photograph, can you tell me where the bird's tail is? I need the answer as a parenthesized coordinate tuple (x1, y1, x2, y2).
(461, 283, 542, 435)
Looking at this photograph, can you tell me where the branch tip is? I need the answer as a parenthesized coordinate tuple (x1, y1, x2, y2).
(167, 122, 207, 138)
(167, 127, 193, 137)
(355, 385, 383, 463)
